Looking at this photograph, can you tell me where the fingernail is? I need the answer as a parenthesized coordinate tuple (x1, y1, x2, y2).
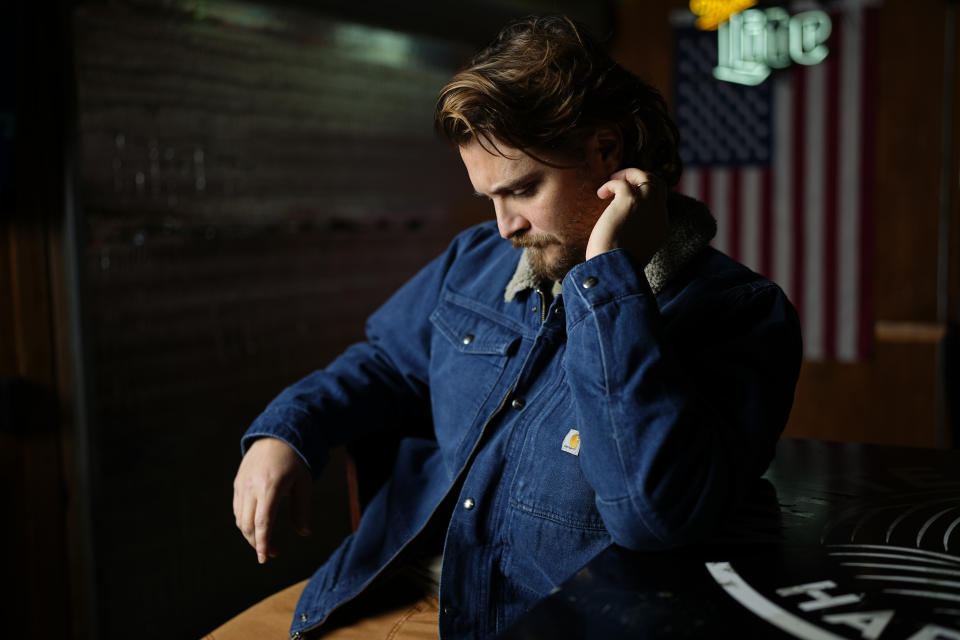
(258, 553, 265, 564)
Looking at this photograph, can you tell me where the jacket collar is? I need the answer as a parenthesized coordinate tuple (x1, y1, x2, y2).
(504, 193, 717, 302)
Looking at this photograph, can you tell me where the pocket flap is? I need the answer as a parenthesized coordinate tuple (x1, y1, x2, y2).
(430, 297, 520, 356)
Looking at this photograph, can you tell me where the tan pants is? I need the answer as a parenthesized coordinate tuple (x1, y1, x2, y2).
(204, 579, 439, 640)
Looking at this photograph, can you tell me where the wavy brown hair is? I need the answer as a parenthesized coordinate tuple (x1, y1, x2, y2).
(435, 15, 682, 185)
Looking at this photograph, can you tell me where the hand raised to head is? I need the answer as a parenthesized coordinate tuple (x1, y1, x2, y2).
(588, 169, 669, 267)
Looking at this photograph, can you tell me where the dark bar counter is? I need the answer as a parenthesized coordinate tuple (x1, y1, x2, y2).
(498, 438, 960, 639)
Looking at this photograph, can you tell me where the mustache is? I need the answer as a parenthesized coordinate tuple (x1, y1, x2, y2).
(510, 233, 560, 250)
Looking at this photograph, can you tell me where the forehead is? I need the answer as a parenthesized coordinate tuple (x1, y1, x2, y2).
(458, 139, 547, 193)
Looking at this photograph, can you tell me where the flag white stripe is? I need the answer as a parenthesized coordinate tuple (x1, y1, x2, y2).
(681, 167, 702, 202)
(772, 74, 794, 300)
(740, 167, 761, 272)
(712, 168, 731, 254)
(804, 62, 827, 361)
(837, 10, 864, 362)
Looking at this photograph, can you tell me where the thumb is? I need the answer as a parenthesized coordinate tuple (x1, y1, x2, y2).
(290, 476, 312, 536)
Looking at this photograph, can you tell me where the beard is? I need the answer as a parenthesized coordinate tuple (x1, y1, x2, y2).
(512, 234, 586, 281)
(510, 174, 601, 282)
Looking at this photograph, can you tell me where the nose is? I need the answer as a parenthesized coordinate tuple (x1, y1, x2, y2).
(494, 199, 530, 239)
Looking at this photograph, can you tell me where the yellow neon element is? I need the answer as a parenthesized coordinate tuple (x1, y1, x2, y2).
(689, 0, 758, 31)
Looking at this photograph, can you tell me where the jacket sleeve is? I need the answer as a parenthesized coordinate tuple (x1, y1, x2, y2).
(240, 226, 487, 475)
(562, 248, 802, 550)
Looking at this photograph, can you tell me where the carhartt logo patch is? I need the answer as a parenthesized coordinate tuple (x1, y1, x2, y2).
(561, 429, 581, 456)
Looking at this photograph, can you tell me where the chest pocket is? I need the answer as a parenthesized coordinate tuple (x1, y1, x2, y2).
(428, 295, 521, 459)
(509, 388, 607, 531)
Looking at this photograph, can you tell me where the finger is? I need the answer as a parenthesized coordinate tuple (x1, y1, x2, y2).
(239, 488, 258, 552)
(609, 168, 654, 184)
(254, 484, 280, 564)
(232, 478, 241, 525)
(290, 477, 312, 537)
(631, 181, 654, 198)
(639, 178, 667, 207)
(597, 177, 636, 201)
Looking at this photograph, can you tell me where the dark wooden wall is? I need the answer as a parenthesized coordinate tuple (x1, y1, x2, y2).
(4, 0, 958, 638)
(71, 3, 471, 637)
(2, 2, 78, 637)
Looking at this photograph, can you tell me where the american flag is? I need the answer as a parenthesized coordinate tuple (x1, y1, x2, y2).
(673, 2, 880, 361)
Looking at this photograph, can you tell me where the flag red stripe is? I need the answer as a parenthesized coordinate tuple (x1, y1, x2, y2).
(791, 66, 807, 327)
(823, 15, 843, 359)
(729, 170, 742, 260)
(858, 6, 879, 358)
(760, 167, 773, 278)
(702, 170, 713, 236)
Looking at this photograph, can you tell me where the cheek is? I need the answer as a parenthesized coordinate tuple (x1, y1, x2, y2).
(559, 199, 602, 245)
(523, 200, 552, 230)
(575, 184, 605, 223)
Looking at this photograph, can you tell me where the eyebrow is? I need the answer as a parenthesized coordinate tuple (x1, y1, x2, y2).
(473, 171, 543, 198)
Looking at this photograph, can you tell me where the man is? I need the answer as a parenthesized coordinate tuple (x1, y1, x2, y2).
(215, 15, 802, 640)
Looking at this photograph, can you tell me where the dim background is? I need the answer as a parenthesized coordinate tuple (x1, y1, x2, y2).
(2, 0, 958, 637)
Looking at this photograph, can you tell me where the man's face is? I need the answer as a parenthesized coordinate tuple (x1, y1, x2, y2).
(459, 138, 610, 281)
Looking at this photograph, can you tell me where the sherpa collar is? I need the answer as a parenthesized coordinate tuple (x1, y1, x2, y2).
(503, 192, 717, 302)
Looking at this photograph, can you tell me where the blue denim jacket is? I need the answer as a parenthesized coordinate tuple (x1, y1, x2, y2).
(242, 198, 802, 639)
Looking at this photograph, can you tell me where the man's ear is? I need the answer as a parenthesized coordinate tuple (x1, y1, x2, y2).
(588, 125, 623, 174)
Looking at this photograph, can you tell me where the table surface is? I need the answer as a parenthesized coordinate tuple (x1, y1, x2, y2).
(498, 438, 960, 639)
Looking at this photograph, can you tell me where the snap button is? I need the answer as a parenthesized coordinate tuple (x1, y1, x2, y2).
(511, 398, 525, 410)
(582, 276, 598, 289)
(463, 498, 475, 510)
(300, 613, 308, 622)
(462, 334, 474, 345)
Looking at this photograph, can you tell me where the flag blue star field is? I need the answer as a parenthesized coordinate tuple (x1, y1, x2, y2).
(676, 33, 772, 167)
(673, 3, 879, 361)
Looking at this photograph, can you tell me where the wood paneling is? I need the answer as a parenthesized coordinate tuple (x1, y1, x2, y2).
(1, 226, 72, 638)
(1, 2, 73, 637)
(873, 0, 949, 323)
(787, 340, 941, 447)
(609, 1, 675, 100)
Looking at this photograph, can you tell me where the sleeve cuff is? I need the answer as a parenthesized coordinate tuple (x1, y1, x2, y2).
(563, 249, 654, 323)
(240, 407, 327, 475)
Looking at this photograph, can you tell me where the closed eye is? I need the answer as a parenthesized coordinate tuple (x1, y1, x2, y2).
(473, 171, 544, 201)
(512, 182, 538, 198)
(472, 183, 537, 200)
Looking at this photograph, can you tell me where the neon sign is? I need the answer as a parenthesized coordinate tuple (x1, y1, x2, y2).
(689, 0, 759, 31)
(711, 7, 832, 86)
